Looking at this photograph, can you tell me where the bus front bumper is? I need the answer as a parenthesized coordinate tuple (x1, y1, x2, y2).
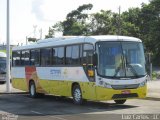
(96, 85, 147, 101)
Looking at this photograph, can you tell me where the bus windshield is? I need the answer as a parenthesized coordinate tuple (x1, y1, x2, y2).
(0, 58, 6, 73)
(97, 41, 146, 78)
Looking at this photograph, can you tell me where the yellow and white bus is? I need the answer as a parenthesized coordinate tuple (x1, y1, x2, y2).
(11, 35, 147, 104)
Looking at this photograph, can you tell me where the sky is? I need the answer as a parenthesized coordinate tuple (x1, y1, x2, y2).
(0, 0, 149, 45)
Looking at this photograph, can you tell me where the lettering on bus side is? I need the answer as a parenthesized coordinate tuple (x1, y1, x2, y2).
(50, 69, 61, 76)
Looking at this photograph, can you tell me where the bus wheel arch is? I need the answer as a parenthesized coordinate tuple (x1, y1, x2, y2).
(29, 80, 37, 98)
(72, 82, 83, 105)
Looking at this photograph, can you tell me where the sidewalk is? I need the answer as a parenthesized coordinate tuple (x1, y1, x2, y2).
(0, 84, 24, 93)
(147, 80, 160, 98)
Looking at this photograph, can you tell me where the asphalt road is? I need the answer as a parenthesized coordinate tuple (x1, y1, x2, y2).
(0, 83, 160, 120)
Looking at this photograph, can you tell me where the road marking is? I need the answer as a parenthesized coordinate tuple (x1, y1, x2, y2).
(30, 110, 43, 115)
(31, 110, 67, 120)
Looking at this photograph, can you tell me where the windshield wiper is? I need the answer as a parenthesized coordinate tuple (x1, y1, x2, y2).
(113, 57, 125, 77)
(124, 57, 139, 78)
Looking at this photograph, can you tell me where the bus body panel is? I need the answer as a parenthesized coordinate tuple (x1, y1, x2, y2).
(12, 78, 28, 91)
(12, 66, 147, 101)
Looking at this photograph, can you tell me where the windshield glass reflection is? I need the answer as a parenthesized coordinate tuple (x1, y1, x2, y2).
(97, 41, 146, 78)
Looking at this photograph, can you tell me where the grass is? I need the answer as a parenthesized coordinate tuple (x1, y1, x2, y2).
(0, 49, 12, 55)
(152, 71, 160, 80)
(152, 72, 157, 80)
(0, 50, 6, 53)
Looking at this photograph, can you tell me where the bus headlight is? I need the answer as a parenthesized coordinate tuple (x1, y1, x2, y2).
(104, 83, 112, 88)
(139, 81, 146, 87)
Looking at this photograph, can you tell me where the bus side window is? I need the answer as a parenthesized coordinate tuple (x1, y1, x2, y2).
(66, 45, 80, 65)
(52, 47, 65, 65)
(21, 50, 30, 66)
(30, 50, 40, 66)
(41, 48, 52, 66)
(12, 51, 21, 66)
(83, 44, 95, 82)
(57, 47, 65, 65)
(52, 48, 58, 65)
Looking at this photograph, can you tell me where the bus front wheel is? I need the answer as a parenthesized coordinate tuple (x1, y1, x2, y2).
(72, 85, 83, 105)
(29, 81, 37, 98)
(114, 99, 126, 104)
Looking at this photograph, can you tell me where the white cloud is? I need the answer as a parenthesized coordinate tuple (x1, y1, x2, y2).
(31, 0, 45, 21)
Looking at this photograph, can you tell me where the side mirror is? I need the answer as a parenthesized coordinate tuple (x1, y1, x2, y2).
(93, 53, 98, 66)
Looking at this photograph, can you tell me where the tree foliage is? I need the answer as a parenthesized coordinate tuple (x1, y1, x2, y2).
(45, 27, 55, 38)
(62, 3, 93, 35)
(45, 0, 160, 65)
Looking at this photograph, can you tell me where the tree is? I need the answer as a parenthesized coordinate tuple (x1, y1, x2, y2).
(63, 4, 93, 35)
(88, 10, 113, 35)
(45, 27, 54, 38)
(120, 8, 141, 37)
(139, 0, 160, 64)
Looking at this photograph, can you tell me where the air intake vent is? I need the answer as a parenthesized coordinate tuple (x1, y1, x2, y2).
(111, 84, 139, 90)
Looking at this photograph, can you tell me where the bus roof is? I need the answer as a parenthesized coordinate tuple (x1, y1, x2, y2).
(0, 52, 6, 57)
(12, 35, 142, 51)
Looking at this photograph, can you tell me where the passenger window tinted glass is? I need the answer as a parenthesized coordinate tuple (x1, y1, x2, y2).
(52, 48, 58, 65)
(21, 51, 30, 66)
(52, 47, 64, 65)
(41, 48, 52, 66)
(25, 51, 30, 65)
(30, 50, 40, 66)
(66, 45, 80, 65)
(72, 45, 79, 64)
(21, 51, 25, 65)
(12, 51, 21, 66)
(57, 47, 64, 65)
(66, 46, 72, 64)
(83, 44, 94, 64)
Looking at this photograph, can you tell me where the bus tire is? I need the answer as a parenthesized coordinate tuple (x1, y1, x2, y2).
(29, 81, 37, 98)
(0, 81, 6, 84)
(114, 99, 126, 104)
(72, 85, 83, 105)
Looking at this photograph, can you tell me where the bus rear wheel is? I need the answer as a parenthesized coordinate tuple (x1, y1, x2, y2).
(114, 99, 126, 104)
(29, 81, 37, 98)
(72, 85, 83, 105)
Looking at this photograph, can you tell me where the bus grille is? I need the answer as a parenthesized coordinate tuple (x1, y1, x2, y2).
(112, 93, 138, 99)
(111, 84, 139, 90)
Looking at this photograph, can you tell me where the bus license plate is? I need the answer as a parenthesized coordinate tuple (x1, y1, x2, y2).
(121, 90, 130, 94)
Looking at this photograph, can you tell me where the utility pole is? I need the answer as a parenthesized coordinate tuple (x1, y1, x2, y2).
(118, 6, 121, 35)
(6, 0, 11, 92)
(39, 28, 42, 39)
(33, 25, 37, 38)
(26, 36, 28, 45)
